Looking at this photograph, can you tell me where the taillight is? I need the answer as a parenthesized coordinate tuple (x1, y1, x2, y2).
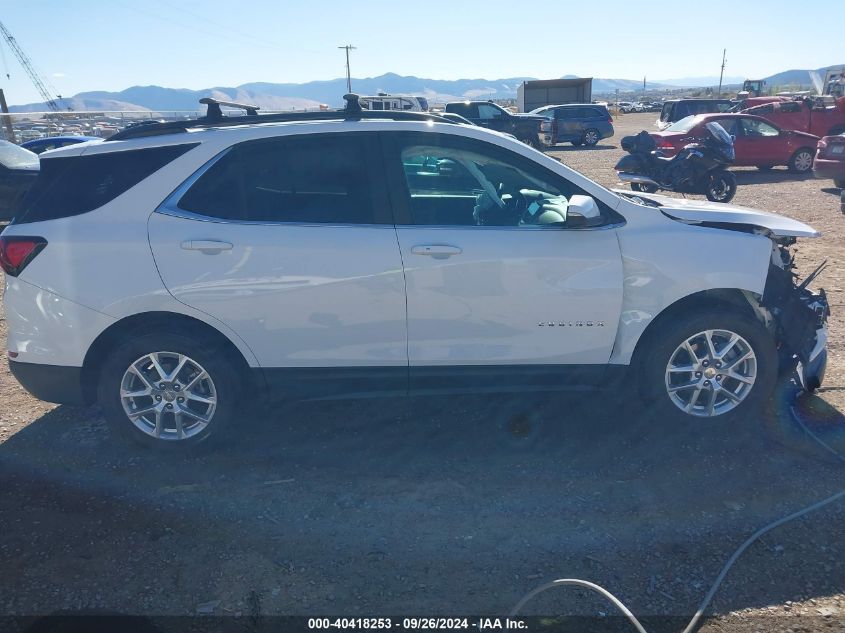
(656, 140, 675, 149)
(0, 236, 47, 277)
(608, 116, 614, 124)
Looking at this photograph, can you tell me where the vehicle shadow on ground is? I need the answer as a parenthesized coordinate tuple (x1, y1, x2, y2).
(1, 388, 844, 618)
(732, 169, 815, 185)
(821, 187, 844, 196)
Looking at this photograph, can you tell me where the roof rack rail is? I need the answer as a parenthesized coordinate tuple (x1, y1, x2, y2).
(107, 93, 455, 142)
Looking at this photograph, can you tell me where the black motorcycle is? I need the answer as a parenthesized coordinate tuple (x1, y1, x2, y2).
(614, 121, 737, 203)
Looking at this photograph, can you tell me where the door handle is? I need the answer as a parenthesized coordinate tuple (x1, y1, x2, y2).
(180, 240, 233, 253)
(411, 245, 462, 259)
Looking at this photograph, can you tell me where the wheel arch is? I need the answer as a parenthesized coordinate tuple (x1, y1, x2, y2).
(81, 311, 261, 404)
(629, 288, 760, 368)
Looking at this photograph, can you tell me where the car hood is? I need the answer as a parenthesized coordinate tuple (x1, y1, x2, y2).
(787, 130, 821, 141)
(615, 189, 820, 237)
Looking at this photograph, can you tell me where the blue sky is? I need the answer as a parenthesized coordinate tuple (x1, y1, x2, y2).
(1, 0, 842, 106)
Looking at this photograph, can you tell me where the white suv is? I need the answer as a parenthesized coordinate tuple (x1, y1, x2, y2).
(0, 97, 830, 450)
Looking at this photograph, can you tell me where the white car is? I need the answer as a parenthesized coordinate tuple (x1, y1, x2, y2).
(0, 97, 830, 450)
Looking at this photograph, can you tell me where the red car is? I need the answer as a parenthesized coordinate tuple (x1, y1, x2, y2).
(813, 133, 845, 188)
(651, 113, 820, 173)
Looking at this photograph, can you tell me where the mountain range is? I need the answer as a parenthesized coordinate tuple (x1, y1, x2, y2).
(9, 66, 841, 113)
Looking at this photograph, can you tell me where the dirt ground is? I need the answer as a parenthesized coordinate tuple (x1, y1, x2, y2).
(1, 112, 844, 632)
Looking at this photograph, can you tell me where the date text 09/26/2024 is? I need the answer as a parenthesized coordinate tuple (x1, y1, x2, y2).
(308, 618, 528, 630)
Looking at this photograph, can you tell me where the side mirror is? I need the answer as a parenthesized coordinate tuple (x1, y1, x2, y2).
(567, 195, 601, 220)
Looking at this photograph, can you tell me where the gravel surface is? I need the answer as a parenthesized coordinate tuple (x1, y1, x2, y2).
(1, 112, 844, 631)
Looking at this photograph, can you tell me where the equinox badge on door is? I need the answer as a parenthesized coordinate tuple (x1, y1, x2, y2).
(539, 321, 605, 327)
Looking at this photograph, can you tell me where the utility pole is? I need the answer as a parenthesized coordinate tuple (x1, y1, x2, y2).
(718, 49, 727, 97)
(338, 44, 356, 93)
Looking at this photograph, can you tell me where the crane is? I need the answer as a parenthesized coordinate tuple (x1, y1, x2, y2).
(0, 19, 66, 112)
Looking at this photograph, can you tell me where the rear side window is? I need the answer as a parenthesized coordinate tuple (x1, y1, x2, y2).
(17, 144, 196, 224)
(660, 103, 674, 122)
(177, 133, 380, 224)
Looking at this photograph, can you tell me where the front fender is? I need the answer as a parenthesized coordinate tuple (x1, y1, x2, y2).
(609, 223, 772, 364)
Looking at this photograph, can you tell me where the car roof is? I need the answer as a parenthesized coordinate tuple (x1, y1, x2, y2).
(38, 118, 523, 158)
(23, 135, 100, 144)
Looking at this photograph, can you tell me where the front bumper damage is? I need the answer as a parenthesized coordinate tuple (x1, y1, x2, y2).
(761, 253, 830, 392)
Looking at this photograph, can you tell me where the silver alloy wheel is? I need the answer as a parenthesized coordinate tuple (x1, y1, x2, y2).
(664, 329, 757, 417)
(793, 150, 813, 172)
(120, 351, 217, 440)
(584, 130, 599, 145)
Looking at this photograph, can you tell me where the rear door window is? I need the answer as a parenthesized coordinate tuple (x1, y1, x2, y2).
(177, 133, 384, 225)
(660, 103, 674, 122)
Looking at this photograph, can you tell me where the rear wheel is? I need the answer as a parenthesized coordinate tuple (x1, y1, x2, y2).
(97, 330, 244, 450)
(637, 308, 777, 423)
(788, 148, 814, 173)
(705, 170, 737, 203)
(582, 128, 600, 146)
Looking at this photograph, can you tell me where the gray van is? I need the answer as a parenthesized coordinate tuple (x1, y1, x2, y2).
(529, 103, 614, 147)
(657, 99, 733, 130)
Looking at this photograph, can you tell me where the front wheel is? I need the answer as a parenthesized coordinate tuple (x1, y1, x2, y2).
(788, 148, 814, 173)
(705, 170, 737, 203)
(637, 308, 778, 423)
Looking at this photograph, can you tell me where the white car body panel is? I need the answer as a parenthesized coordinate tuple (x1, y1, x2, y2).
(1, 118, 824, 392)
(148, 213, 408, 367)
(396, 225, 623, 365)
(612, 190, 820, 237)
(4, 276, 116, 366)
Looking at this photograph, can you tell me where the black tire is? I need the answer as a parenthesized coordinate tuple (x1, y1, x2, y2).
(788, 148, 814, 173)
(636, 306, 778, 425)
(705, 170, 737, 203)
(97, 329, 244, 451)
(521, 136, 539, 149)
(571, 140, 583, 147)
(582, 128, 600, 146)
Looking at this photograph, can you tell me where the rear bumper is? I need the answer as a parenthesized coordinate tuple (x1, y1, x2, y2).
(813, 158, 845, 180)
(8, 360, 88, 406)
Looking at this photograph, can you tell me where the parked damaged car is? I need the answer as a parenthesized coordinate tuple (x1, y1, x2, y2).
(1, 97, 830, 451)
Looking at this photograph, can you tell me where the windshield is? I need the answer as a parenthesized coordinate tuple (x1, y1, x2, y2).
(664, 115, 700, 133)
(0, 141, 39, 170)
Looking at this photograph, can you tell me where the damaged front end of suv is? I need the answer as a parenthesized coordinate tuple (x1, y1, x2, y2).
(643, 194, 831, 393)
(760, 239, 830, 391)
